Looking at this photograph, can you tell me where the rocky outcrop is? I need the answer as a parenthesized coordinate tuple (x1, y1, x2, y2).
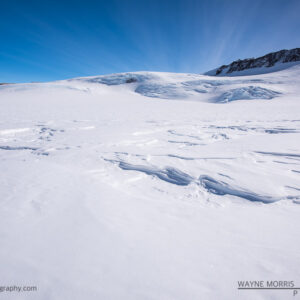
(211, 48, 300, 76)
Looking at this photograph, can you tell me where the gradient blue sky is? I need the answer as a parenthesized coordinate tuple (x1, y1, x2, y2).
(1, 0, 300, 82)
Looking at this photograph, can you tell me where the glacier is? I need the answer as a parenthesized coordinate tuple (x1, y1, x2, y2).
(0, 64, 300, 299)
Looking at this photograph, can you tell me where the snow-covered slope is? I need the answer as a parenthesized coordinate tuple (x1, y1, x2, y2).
(1, 66, 300, 299)
(205, 47, 300, 76)
(67, 66, 299, 102)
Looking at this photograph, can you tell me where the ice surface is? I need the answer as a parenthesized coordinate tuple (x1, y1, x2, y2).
(74, 72, 155, 85)
(71, 69, 294, 102)
(215, 86, 281, 103)
(135, 83, 188, 99)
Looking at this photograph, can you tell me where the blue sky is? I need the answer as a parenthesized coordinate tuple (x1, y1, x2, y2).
(1, 0, 300, 82)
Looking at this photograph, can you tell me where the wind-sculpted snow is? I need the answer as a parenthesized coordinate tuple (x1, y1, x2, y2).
(207, 124, 299, 134)
(255, 151, 300, 158)
(116, 161, 299, 204)
(0, 145, 38, 151)
(119, 161, 194, 186)
(199, 175, 282, 204)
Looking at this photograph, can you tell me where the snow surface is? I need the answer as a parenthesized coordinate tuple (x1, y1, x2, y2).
(1, 65, 300, 299)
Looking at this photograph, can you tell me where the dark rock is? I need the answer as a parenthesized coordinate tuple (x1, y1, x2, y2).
(125, 78, 138, 83)
(214, 48, 300, 75)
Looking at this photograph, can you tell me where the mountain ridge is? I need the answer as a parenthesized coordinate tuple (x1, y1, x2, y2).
(206, 47, 300, 76)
